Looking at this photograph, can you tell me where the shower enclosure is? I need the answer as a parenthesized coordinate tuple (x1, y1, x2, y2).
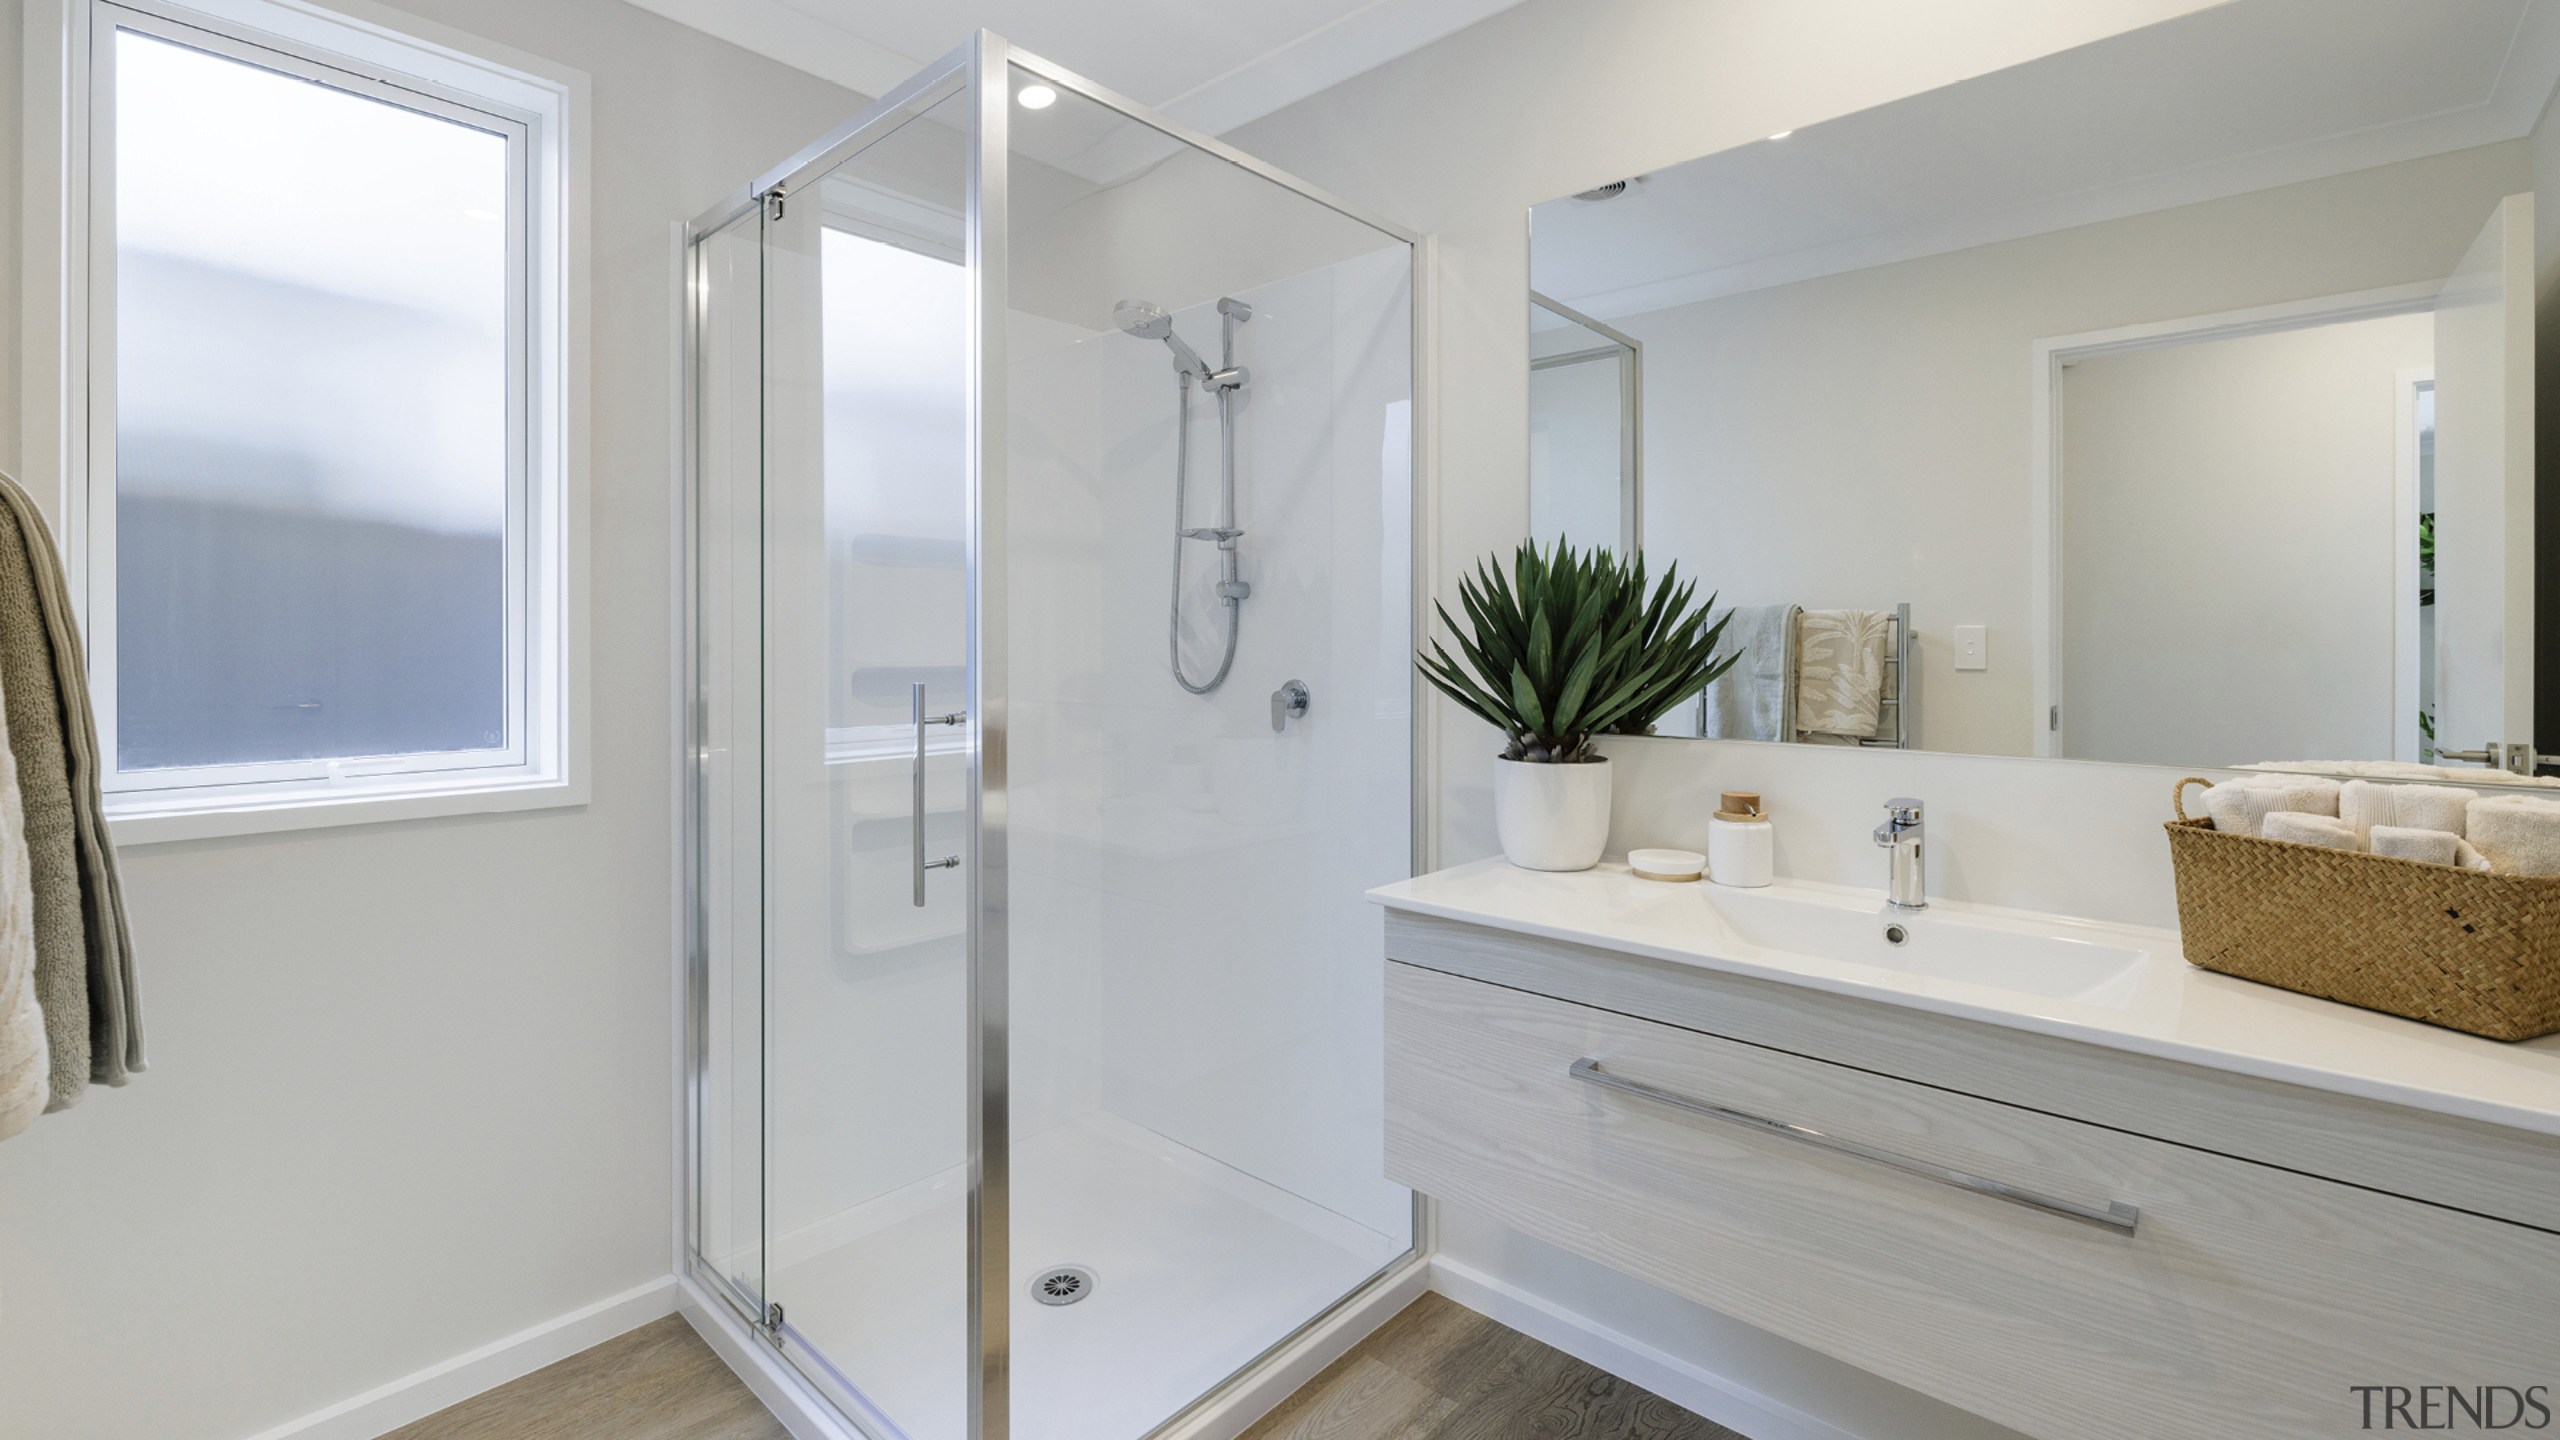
(684, 34, 1424, 1440)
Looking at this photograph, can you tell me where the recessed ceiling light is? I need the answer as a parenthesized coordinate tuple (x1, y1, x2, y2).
(1767, 129, 1794, 140)
(1017, 83, 1057, 110)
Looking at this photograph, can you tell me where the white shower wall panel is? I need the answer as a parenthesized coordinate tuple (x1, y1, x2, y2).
(1005, 245, 1413, 1243)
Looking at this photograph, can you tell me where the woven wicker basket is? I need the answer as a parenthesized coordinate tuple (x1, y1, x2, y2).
(2165, 777, 2560, 1041)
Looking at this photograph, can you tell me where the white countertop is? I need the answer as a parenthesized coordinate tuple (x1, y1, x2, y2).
(1371, 858, 2560, 1139)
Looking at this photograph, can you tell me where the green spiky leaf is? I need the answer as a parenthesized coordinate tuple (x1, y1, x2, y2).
(1414, 536, 1740, 761)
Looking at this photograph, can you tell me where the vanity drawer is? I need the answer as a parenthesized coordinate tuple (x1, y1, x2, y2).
(1386, 962, 2560, 1440)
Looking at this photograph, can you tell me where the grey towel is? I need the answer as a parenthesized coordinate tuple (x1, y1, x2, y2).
(0, 490, 91, 1108)
(1696, 604, 1799, 741)
(0, 472, 139, 1088)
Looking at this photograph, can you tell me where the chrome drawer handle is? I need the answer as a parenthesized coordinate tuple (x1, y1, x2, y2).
(1570, 1058, 2140, 1236)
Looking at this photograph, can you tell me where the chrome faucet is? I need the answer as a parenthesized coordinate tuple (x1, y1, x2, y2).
(1873, 798, 1926, 911)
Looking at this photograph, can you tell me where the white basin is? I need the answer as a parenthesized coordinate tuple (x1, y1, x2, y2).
(1371, 859, 2560, 1140)
(1688, 885, 2149, 1002)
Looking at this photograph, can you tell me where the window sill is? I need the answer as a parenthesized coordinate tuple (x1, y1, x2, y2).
(106, 773, 587, 847)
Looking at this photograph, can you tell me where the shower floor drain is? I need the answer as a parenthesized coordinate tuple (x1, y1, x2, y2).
(1030, 1265, 1096, 1306)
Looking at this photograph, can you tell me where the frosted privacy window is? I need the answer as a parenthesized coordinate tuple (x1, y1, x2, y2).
(110, 28, 515, 773)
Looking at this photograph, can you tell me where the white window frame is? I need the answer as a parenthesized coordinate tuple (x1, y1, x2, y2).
(23, 0, 590, 843)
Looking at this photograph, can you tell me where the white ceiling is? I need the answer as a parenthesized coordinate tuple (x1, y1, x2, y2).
(622, 0, 1527, 141)
(1531, 0, 2560, 320)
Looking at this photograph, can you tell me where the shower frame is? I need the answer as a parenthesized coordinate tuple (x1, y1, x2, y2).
(677, 31, 1438, 1440)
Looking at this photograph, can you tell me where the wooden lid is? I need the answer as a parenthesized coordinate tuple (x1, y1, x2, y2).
(1716, 791, 1766, 822)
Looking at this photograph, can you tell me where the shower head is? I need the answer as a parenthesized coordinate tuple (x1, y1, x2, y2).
(1112, 298, 1172, 340)
(1112, 299, 1211, 380)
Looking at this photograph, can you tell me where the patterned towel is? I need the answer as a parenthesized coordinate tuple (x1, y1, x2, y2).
(1794, 609, 1892, 740)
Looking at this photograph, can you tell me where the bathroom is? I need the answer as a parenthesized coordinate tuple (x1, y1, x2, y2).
(0, 1, 2554, 1438)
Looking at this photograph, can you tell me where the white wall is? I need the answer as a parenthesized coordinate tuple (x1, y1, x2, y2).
(2061, 311, 2433, 767)
(1603, 146, 2517, 757)
(0, 4, 862, 1437)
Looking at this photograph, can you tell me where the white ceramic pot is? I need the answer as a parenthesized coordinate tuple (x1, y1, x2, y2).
(1492, 756, 1613, 871)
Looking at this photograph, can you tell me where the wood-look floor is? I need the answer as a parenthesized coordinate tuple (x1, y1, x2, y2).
(1243, 1295, 1736, 1440)
(391, 1295, 1734, 1440)
(381, 1315, 788, 1440)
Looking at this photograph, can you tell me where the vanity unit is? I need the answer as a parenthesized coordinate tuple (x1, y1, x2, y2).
(1375, 861, 2560, 1440)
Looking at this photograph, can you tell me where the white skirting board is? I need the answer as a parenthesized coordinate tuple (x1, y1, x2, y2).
(1426, 1257, 1863, 1440)
(236, 1276, 679, 1440)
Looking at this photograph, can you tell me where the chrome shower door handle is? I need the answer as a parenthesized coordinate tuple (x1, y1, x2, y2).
(1569, 1058, 2139, 1235)
(911, 682, 964, 907)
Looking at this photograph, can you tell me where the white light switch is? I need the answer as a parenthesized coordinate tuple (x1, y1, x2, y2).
(1954, 624, 1988, 672)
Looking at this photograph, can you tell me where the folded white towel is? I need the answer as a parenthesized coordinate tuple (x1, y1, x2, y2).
(2204, 774, 2342, 837)
(2262, 811, 2361, 850)
(2368, 825, 2458, 866)
(2339, 780, 2474, 841)
(2467, 794, 2560, 877)
(2457, 838, 2494, 873)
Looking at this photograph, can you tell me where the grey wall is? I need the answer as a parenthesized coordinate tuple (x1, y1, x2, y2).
(1, 0, 20, 476)
(0, 2, 862, 1436)
(2061, 311, 2433, 768)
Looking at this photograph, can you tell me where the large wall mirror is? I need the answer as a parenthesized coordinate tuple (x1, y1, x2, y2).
(1529, 0, 2550, 776)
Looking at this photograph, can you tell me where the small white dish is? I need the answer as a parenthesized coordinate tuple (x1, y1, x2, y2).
(1628, 847, 1706, 882)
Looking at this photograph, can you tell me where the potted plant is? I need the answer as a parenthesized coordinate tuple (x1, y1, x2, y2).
(1418, 539, 1737, 870)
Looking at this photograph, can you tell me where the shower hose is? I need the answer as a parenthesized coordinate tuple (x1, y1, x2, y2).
(1168, 369, 1242, 695)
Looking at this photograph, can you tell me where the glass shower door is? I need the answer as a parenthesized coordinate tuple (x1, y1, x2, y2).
(756, 84, 979, 1438)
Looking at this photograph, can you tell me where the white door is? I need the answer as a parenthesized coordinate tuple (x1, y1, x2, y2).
(2430, 192, 2535, 765)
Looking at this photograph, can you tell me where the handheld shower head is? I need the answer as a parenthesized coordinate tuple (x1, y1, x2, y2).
(1112, 299, 1211, 380)
(1112, 299, 1171, 340)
